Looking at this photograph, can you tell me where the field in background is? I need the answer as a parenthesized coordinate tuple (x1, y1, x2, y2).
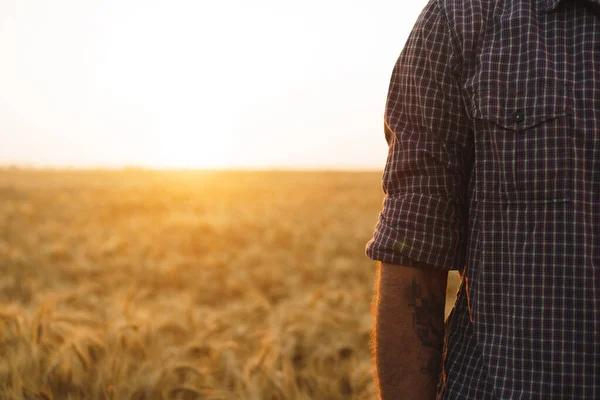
(0, 169, 460, 400)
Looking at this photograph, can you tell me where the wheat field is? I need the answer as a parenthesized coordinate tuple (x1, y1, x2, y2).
(0, 169, 460, 400)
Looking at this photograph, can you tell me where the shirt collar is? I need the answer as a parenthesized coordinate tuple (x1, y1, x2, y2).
(537, 0, 563, 12)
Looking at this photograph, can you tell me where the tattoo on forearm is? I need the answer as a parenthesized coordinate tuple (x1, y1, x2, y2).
(405, 277, 444, 378)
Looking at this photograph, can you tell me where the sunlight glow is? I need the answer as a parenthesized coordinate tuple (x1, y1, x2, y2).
(0, 0, 429, 169)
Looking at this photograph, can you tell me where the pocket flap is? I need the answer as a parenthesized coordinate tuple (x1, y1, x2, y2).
(474, 81, 571, 130)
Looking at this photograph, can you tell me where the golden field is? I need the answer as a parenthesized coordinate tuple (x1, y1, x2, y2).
(0, 169, 460, 400)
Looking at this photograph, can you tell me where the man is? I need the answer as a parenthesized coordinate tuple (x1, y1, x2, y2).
(366, 0, 599, 399)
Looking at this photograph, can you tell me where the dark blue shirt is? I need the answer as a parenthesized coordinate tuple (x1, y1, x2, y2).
(366, 0, 600, 398)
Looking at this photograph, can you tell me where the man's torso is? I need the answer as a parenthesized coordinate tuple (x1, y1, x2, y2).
(440, 0, 600, 398)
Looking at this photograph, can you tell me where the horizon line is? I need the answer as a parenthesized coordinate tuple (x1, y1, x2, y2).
(0, 164, 384, 173)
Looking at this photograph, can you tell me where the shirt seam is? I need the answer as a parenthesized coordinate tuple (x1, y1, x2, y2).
(434, 0, 464, 92)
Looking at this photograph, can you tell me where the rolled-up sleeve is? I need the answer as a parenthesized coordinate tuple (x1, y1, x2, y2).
(365, 0, 472, 271)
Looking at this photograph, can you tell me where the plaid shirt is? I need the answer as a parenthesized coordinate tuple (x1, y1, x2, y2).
(366, 0, 600, 398)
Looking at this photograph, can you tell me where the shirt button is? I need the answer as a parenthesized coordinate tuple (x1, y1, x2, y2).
(513, 110, 523, 123)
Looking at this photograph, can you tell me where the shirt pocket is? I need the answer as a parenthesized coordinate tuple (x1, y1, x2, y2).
(471, 81, 574, 204)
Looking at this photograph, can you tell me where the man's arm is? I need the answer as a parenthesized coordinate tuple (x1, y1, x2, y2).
(366, 0, 469, 397)
(372, 262, 448, 400)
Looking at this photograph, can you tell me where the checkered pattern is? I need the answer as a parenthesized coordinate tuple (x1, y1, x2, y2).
(366, 0, 600, 398)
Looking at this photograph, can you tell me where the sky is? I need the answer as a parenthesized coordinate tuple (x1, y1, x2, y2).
(0, 0, 429, 170)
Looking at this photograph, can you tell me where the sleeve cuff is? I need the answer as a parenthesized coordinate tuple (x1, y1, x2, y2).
(365, 193, 465, 271)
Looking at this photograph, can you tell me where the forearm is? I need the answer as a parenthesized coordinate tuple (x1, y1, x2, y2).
(372, 262, 448, 400)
